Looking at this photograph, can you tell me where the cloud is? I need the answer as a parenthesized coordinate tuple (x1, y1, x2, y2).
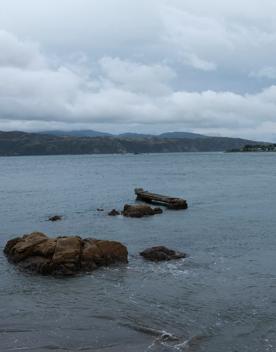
(181, 53, 217, 71)
(2, 0, 276, 78)
(1, 1, 276, 140)
(99, 57, 175, 95)
(0, 30, 46, 69)
(250, 66, 276, 80)
(160, 1, 276, 77)
(0, 29, 276, 141)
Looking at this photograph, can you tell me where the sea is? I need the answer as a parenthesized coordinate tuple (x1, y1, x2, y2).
(0, 152, 275, 352)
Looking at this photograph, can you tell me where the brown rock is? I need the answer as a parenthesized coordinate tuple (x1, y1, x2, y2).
(122, 204, 163, 218)
(140, 246, 186, 262)
(52, 237, 81, 274)
(4, 232, 128, 276)
(7, 232, 48, 263)
(81, 239, 102, 269)
(33, 238, 57, 257)
(3, 237, 21, 255)
(94, 240, 128, 265)
(18, 256, 52, 275)
(52, 237, 81, 264)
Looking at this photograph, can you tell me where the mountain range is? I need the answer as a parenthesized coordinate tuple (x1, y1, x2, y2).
(0, 130, 264, 156)
(41, 130, 208, 139)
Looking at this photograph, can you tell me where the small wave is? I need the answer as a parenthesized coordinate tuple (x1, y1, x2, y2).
(127, 258, 189, 278)
(119, 322, 178, 341)
(118, 322, 201, 352)
(147, 334, 209, 351)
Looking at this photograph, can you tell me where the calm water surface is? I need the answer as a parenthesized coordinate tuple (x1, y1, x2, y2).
(0, 152, 275, 351)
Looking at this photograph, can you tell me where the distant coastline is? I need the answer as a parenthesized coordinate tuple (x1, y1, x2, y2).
(228, 144, 274, 153)
(0, 130, 266, 157)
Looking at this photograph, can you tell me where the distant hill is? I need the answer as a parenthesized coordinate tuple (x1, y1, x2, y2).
(40, 130, 208, 139)
(0, 131, 264, 156)
(118, 131, 209, 139)
(41, 130, 112, 138)
(117, 132, 153, 139)
(159, 132, 208, 139)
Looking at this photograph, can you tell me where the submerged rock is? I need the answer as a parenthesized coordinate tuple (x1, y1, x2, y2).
(140, 246, 186, 261)
(122, 204, 163, 218)
(48, 215, 62, 222)
(4, 232, 128, 276)
(108, 209, 120, 216)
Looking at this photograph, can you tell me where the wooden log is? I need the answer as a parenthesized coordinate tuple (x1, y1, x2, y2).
(135, 188, 188, 210)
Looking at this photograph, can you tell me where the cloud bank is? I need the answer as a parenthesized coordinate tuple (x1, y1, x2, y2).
(0, 0, 276, 140)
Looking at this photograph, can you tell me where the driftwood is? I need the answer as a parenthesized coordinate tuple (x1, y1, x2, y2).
(135, 188, 188, 210)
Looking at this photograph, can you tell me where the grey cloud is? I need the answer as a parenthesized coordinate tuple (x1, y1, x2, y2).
(250, 67, 276, 80)
(99, 57, 175, 95)
(0, 31, 45, 69)
(0, 1, 276, 140)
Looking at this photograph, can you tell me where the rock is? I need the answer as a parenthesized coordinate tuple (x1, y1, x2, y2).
(97, 208, 104, 212)
(54, 237, 81, 261)
(122, 204, 163, 218)
(94, 240, 129, 265)
(4, 232, 128, 276)
(108, 209, 120, 216)
(48, 215, 62, 222)
(140, 246, 186, 262)
(81, 239, 103, 269)
(5, 232, 48, 263)
(33, 238, 57, 257)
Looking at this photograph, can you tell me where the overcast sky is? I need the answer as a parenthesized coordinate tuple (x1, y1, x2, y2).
(0, 0, 276, 140)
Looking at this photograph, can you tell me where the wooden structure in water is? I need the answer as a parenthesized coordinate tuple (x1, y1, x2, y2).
(135, 188, 188, 210)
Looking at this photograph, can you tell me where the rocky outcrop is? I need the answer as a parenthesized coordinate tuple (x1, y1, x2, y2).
(140, 246, 186, 261)
(4, 232, 128, 276)
(48, 215, 62, 222)
(122, 204, 163, 218)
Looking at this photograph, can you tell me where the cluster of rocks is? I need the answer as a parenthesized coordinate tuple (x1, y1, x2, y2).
(4, 189, 188, 277)
(48, 190, 187, 221)
(4, 232, 186, 276)
(47, 204, 164, 221)
(108, 204, 163, 218)
(107, 189, 188, 218)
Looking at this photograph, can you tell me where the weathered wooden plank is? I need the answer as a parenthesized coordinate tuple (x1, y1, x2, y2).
(135, 188, 188, 209)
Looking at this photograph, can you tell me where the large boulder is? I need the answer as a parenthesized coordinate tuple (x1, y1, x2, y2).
(122, 204, 163, 218)
(140, 246, 186, 262)
(4, 232, 128, 276)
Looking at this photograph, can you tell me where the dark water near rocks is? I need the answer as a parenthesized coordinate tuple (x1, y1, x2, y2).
(0, 152, 275, 352)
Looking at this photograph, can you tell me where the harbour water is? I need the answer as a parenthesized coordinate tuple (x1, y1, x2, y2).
(0, 152, 275, 351)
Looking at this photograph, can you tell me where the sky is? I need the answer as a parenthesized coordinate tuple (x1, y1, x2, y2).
(0, 0, 276, 140)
